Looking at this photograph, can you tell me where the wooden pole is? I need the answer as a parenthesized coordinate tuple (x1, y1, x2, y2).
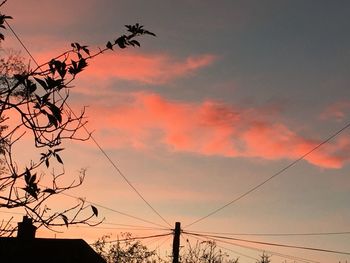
(172, 222, 181, 263)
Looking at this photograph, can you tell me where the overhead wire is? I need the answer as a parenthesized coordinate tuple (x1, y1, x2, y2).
(184, 231, 350, 256)
(153, 234, 173, 261)
(4, 20, 171, 228)
(0, 193, 168, 229)
(0, 177, 168, 228)
(92, 232, 173, 245)
(62, 192, 168, 229)
(155, 234, 172, 251)
(0, 208, 170, 230)
(94, 221, 168, 230)
(142, 232, 172, 248)
(182, 232, 258, 261)
(185, 121, 350, 228)
(185, 232, 320, 263)
(220, 238, 318, 263)
(186, 229, 350, 237)
(71, 225, 168, 231)
(0, 170, 168, 228)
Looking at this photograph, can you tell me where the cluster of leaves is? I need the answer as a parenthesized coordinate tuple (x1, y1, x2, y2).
(106, 23, 156, 50)
(0, 8, 155, 235)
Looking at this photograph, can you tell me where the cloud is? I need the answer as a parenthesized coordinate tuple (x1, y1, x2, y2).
(319, 100, 350, 122)
(82, 51, 216, 84)
(26, 46, 216, 85)
(85, 91, 350, 169)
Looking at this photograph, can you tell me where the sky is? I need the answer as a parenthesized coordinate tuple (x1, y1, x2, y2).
(1, 0, 350, 262)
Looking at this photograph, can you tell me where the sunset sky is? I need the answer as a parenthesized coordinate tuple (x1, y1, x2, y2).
(1, 1, 350, 262)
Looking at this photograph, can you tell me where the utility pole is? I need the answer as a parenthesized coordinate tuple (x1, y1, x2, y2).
(172, 222, 181, 263)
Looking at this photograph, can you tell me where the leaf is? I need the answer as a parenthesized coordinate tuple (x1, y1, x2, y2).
(57, 61, 67, 79)
(24, 185, 38, 199)
(27, 82, 37, 94)
(77, 58, 88, 71)
(29, 173, 37, 185)
(54, 148, 64, 153)
(24, 168, 31, 184)
(106, 41, 113, 50)
(115, 36, 127, 49)
(144, 30, 156, 36)
(41, 93, 50, 104)
(130, 40, 140, 47)
(72, 60, 77, 69)
(34, 77, 48, 91)
(45, 157, 49, 168)
(43, 188, 56, 194)
(35, 94, 41, 105)
(61, 214, 69, 227)
(74, 42, 81, 51)
(40, 153, 47, 161)
(47, 102, 62, 124)
(91, 205, 98, 217)
(45, 76, 63, 90)
(56, 154, 63, 164)
(47, 114, 58, 128)
(125, 25, 132, 32)
(82, 46, 90, 55)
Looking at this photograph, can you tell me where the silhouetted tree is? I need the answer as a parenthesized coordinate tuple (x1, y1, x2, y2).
(94, 234, 242, 263)
(256, 253, 271, 263)
(181, 239, 240, 263)
(0, 2, 155, 235)
(93, 233, 163, 263)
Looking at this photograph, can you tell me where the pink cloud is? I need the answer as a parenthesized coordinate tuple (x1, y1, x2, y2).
(320, 100, 350, 122)
(26, 47, 216, 85)
(85, 92, 350, 169)
(83, 51, 216, 84)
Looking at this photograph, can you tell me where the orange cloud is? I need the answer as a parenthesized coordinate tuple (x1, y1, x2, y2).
(85, 91, 350, 169)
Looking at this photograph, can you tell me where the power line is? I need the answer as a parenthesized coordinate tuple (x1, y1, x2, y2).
(185, 122, 350, 228)
(85, 134, 172, 228)
(154, 234, 172, 251)
(212, 236, 318, 263)
(143, 233, 172, 247)
(0, 207, 169, 230)
(0, 163, 167, 228)
(76, 226, 166, 231)
(187, 229, 350, 237)
(61, 192, 169, 229)
(92, 232, 173, 245)
(0, 185, 167, 229)
(4, 20, 40, 67)
(4, 20, 171, 228)
(183, 232, 258, 261)
(185, 232, 320, 263)
(69, 224, 169, 231)
(184, 231, 350, 256)
(95, 221, 168, 230)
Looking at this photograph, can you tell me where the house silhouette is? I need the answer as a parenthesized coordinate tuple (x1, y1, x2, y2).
(0, 216, 106, 263)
